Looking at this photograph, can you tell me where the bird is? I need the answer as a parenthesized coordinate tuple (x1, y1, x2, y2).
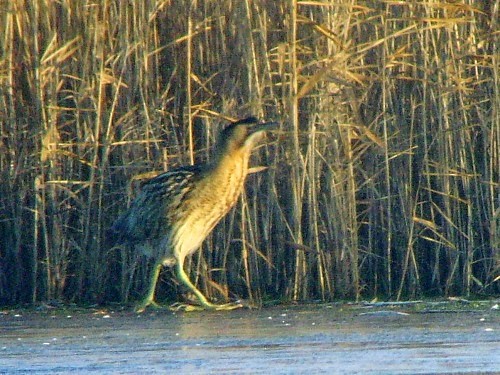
(109, 116, 277, 312)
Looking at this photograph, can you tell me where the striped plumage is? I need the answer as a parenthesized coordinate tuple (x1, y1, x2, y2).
(109, 117, 276, 311)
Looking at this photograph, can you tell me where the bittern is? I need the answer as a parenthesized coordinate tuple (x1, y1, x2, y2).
(109, 117, 276, 312)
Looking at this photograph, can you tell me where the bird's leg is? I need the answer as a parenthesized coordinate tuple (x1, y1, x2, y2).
(172, 257, 242, 311)
(135, 261, 163, 313)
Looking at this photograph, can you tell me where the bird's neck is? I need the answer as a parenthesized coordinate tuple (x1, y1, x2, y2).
(209, 148, 250, 179)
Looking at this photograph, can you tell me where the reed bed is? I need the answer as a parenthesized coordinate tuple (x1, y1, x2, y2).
(0, 0, 498, 306)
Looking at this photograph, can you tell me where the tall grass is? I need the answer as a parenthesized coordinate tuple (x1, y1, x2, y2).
(0, 0, 497, 306)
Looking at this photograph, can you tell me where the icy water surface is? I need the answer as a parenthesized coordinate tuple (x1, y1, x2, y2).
(1, 302, 498, 374)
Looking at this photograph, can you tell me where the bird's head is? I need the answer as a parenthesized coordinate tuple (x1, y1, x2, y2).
(216, 117, 277, 157)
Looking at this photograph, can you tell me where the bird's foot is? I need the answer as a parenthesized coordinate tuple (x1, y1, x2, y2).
(212, 301, 244, 311)
(169, 301, 244, 312)
(169, 302, 205, 312)
(134, 299, 164, 313)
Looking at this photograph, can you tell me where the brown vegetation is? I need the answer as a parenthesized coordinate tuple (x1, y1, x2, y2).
(0, 0, 498, 306)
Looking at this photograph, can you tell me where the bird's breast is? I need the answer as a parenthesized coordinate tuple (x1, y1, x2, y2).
(171, 154, 249, 258)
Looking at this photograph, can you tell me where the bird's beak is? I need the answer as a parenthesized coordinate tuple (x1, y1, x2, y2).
(248, 121, 279, 140)
(252, 121, 279, 133)
(245, 121, 278, 147)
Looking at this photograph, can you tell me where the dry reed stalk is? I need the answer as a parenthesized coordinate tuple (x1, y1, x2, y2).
(0, 0, 497, 306)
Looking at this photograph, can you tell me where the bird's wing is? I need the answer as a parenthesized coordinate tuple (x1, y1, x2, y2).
(109, 165, 203, 244)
